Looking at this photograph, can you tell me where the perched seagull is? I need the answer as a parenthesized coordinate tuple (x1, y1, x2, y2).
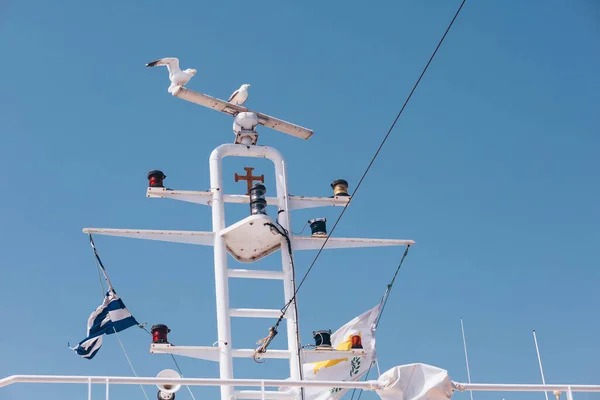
(228, 84, 251, 106)
(146, 57, 196, 93)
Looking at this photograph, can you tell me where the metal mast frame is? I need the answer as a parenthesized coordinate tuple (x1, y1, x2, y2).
(81, 86, 415, 400)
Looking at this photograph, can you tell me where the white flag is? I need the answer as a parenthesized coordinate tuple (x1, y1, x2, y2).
(376, 363, 454, 400)
(301, 304, 381, 400)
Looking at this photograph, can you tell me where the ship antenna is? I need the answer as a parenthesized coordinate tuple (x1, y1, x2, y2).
(533, 330, 550, 400)
(460, 318, 474, 400)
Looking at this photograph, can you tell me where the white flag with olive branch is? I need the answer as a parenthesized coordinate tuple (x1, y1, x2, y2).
(301, 304, 381, 400)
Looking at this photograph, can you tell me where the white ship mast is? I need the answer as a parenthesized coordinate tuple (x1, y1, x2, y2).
(1, 86, 599, 400)
(81, 85, 414, 400)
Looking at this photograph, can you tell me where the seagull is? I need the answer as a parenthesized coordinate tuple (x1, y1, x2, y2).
(228, 84, 251, 106)
(146, 57, 196, 93)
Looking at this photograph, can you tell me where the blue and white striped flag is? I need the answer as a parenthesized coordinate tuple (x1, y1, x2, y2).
(71, 235, 140, 359)
(71, 289, 138, 359)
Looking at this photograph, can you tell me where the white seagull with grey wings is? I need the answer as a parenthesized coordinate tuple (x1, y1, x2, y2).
(228, 83, 250, 105)
(146, 57, 197, 93)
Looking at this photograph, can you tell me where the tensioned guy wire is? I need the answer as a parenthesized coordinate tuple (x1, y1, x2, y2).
(279, 0, 468, 319)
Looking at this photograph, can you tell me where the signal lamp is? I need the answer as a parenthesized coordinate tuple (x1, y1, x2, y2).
(249, 183, 267, 215)
(351, 335, 363, 349)
(313, 329, 332, 348)
(148, 170, 166, 188)
(151, 324, 171, 344)
(330, 179, 349, 197)
(308, 218, 327, 237)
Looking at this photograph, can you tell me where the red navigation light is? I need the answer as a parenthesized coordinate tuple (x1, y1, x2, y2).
(351, 335, 363, 349)
(148, 170, 166, 188)
(151, 324, 171, 344)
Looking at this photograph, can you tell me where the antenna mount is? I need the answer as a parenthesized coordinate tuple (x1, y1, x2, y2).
(171, 86, 314, 143)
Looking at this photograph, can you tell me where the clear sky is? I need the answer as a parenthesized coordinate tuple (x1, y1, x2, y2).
(1, 1, 599, 400)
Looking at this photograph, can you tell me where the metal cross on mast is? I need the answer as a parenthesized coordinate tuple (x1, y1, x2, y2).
(235, 167, 265, 195)
(82, 84, 415, 400)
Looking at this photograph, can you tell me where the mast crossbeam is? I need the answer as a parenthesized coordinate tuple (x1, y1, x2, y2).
(229, 308, 287, 319)
(293, 236, 414, 250)
(146, 187, 351, 210)
(81, 228, 413, 250)
(150, 344, 368, 363)
(150, 344, 291, 361)
(82, 228, 214, 246)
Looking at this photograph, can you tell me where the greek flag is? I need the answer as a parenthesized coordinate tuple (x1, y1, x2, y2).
(71, 235, 139, 359)
(71, 289, 138, 359)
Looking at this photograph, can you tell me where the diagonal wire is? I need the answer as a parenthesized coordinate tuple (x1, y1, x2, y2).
(92, 253, 150, 400)
(139, 324, 198, 400)
(347, 3, 467, 399)
(90, 235, 197, 400)
(349, 246, 410, 400)
(279, 0, 468, 318)
(113, 329, 149, 400)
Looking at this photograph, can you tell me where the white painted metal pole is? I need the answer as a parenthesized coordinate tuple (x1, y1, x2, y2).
(456, 383, 600, 393)
(533, 330, 550, 400)
(229, 308, 286, 318)
(267, 147, 303, 384)
(460, 318, 474, 400)
(210, 147, 235, 400)
(3, 375, 600, 393)
(566, 386, 574, 400)
(0, 375, 382, 390)
(228, 269, 285, 280)
(88, 377, 92, 400)
(204, 144, 313, 400)
(105, 378, 109, 400)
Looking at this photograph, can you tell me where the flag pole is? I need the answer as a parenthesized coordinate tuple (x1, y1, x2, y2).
(460, 318, 474, 400)
(533, 330, 550, 400)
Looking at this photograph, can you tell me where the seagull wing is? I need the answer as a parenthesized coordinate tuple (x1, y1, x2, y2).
(146, 57, 181, 74)
(228, 89, 239, 102)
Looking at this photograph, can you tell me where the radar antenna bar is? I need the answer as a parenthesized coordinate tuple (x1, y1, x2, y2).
(172, 86, 313, 140)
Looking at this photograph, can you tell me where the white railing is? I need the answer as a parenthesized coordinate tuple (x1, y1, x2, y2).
(456, 383, 600, 400)
(2, 375, 600, 400)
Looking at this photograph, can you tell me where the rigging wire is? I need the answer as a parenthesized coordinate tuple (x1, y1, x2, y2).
(138, 324, 198, 400)
(262, 219, 305, 387)
(349, 3, 466, 399)
(461, 318, 475, 400)
(276, 0, 467, 325)
(348, 245, 410, 400)
(91, 247, 150, 400)
(90, 234, 197, 400)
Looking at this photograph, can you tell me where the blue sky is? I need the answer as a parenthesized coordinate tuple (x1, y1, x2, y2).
(1, 1, 599, 399)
